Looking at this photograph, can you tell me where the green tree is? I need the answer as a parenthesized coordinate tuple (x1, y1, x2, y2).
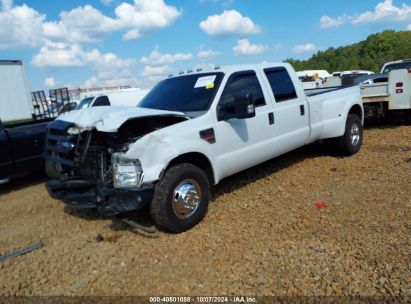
(285, 30, 411, 73)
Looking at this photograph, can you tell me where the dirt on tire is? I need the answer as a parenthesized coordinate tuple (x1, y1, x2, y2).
(0, 123, 410, 296)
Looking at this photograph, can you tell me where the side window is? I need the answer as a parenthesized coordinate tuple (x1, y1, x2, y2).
(93, 96, 111, 107)
(220, 72, 266, 107)
(264, 68, 298, 102)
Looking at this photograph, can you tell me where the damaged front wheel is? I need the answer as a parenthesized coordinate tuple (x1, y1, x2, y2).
(150, 163, 210, 233)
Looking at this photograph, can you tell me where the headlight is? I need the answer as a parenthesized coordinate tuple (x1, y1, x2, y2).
(112, 153, 144, 188)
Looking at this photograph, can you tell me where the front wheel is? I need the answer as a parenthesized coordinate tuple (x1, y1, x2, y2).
(150, 163, 210, 233)
(325, 114, 363, 156)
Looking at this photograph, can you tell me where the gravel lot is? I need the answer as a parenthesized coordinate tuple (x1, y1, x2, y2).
(0, 123, 410, 297)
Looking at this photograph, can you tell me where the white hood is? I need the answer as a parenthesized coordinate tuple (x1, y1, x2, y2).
(57, 106, 187, 132)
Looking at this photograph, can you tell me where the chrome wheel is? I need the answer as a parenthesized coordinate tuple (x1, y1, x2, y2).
(350, 124, 360, 146)
(172, 179, 201, 219)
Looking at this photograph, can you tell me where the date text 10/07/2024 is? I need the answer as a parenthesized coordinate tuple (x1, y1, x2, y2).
(149, 296, 258, 303)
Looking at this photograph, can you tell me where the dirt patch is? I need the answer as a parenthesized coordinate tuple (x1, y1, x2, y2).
(0, 125, 410, 296)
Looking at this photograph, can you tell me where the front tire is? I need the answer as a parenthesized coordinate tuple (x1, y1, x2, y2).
(325, 114, 363, 156)
(150, 163, 210, 233)
(45, 159, 63, 179)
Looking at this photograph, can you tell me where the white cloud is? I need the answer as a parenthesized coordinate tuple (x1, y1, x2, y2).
(1, 0, 12, 10)
(32, 42, 85, 67)
(0, 4, 46, 49)
(32, 41, 135, 70)
(44, 77, 56, 87)
(199, 0, 235, 7)
(0, 0, 181, 49)
(140, 47, 192, 66)
(320, 0, 411, 29)
(101, 0, 114, 6)
(292, 43, 317, 54)
(197, 49, 220, 58)
(353, 0, 411, 24)
(32, 41, 136, 88)
(320, 15, 348, 29)
(233, 39, 268, 55)
(115, 0, 181, 40)
(43, 5, 119, 44)
(408, 23, 411, 30)
(142, 65, 170, 76)
(200, 10, 261, 37)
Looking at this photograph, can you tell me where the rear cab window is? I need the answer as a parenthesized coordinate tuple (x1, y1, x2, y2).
(264, 67, 298, 102)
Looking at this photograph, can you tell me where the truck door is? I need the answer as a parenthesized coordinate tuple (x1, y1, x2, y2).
(263, 67, 310, 155)
(213, 70, 277, 180)
(7, 122, 46, 174)
(0, 122, 13, 180)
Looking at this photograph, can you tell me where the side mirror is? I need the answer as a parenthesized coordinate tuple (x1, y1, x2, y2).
(219, 93, 256, 121)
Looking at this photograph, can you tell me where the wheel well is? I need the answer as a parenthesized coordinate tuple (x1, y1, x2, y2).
(166, 153, 215, 185)
(349, 104, 363, 122)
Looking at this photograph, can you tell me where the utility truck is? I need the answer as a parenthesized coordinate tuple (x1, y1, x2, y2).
(361, 68, 411, 119)
(44, 63, 363, 233)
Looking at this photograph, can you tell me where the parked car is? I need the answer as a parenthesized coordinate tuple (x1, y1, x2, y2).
(380, 59, 411, 74)
(44, 63, 363, 233)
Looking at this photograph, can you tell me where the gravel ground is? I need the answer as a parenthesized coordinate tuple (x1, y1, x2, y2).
(0, 123, 410, 297)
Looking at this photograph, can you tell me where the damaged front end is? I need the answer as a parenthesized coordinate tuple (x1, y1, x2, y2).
(44, 115, 187, 216)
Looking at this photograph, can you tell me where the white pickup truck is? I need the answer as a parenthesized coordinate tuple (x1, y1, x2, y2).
(44, 63, 363, 232)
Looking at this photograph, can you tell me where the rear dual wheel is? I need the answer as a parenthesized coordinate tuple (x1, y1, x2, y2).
(325, 114, 363, 156)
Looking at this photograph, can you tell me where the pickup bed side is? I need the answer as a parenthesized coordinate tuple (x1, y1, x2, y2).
(307, 85, 363, 141)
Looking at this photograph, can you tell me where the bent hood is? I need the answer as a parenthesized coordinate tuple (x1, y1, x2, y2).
(57, 106, 188, 132)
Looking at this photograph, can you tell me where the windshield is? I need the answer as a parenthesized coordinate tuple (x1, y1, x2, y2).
(383, 62, 411, 73)
(140, 73, 224, 112)
(76, 97, 94, 110)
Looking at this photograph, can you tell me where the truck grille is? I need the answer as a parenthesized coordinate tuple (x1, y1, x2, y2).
(45, 120, 89, 168)
(45, 120, 111, 185)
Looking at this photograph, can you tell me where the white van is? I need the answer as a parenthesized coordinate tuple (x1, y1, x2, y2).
(76, 89, 150, 110)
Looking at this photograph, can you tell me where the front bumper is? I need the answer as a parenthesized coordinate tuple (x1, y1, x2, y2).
(46, 179, 154, 216)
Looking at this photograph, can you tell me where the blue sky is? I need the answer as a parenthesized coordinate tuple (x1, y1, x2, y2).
(0, 0, 410, 92)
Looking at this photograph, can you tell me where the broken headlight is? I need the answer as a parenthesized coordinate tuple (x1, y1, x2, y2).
(112, 153, 144, 188)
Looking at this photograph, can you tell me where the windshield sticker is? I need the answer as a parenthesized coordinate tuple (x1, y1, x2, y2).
(194, 75, 216, 89)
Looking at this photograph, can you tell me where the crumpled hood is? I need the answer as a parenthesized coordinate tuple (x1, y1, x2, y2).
(57, 106, 187, 132)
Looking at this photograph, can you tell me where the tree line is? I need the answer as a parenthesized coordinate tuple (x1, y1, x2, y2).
(285, 30, 411, 73)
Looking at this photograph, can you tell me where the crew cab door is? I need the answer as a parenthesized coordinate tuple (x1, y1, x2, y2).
(213, 70, 276, 180)
(263, 67, 310, 155)
(0, 121, 13, 180)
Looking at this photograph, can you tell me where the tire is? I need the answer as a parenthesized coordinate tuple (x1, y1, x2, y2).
(45, 159, 63, 179)
(150, 163, 210, 233)
(325, 114, 363, 156)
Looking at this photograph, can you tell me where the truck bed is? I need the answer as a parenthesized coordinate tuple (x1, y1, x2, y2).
(304, 85, 354, 97)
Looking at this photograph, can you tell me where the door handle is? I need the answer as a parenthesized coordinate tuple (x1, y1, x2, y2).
(268, 112, 274, 125)
(300, 105, 305, 116)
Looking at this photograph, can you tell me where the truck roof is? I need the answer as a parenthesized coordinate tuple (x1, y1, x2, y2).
(169, 62, 291, 78)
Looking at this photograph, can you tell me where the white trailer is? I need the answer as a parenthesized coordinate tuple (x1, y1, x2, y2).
(361, 69, 411, 119)
(0, 60, 34, 123)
